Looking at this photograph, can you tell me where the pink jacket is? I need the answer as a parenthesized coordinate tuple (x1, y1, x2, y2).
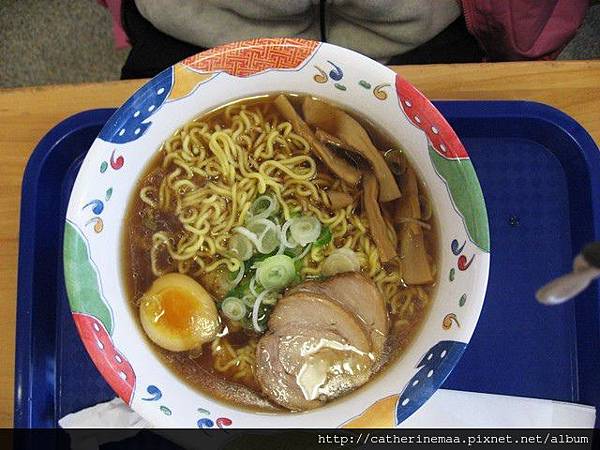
(460, 0, 590, 60)
(98, 0, 129, 49)
(100, 0, 590, 61)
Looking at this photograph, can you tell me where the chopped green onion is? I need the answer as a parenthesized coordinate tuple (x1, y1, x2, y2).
(256, 254, 296, 289)
(246, 218, 280, 254)
(249, 275, 260, 296)
(294, 259, 304, 275)
(233, 221, 279, 255)
(228, 234, 254, 261)
(229, 262, 245, 288)
(294, 244, 312, 261)
(280, 219, 298, 251)
(245, 302, 271, 332)
(241, 294, 256, 308)
(290, 215, 321, 246)
(314, 225, 332, 247)
(233, 226, 263, 251)
(261, 292, 279, 305)
(252, 288, 275, 332)
(248, 249, 277, 270)
(221, 297, 247, 322)
(322, 248, 360, 277)
(240, 314, 253, 331)
(225, 276, 251, 299)
(248, 195, 280, 220)
(276, 239, 286, 256)
(283, 247, 300, 258)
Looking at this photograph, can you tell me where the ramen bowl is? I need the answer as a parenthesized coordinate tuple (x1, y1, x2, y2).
(64, 39, 489, 428)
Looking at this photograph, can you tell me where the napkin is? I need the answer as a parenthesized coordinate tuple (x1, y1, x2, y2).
(59, 388, 596, 429)
(400, 389, 596, 428)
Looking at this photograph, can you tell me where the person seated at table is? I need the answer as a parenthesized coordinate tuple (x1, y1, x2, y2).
(98, 0, 590, 80)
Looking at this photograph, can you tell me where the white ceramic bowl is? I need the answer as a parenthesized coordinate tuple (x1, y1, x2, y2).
(64, 38, 489, 428)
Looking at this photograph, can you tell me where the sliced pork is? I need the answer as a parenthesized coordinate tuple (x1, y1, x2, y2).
(289, 272, 389, 358)
(268, 291, 371, 352)
(255, 325, 372, 410)
(255, 273, 389, 410)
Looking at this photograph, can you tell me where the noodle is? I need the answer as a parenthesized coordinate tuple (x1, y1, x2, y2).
(211, 337, 257, 383)
(136, 99, 432, 382)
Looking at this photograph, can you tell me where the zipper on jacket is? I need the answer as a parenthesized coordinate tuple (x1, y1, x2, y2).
(460, 0, 475, 34)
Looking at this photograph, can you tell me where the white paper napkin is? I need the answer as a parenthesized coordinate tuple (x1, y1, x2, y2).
(59, 389, 596, 429)
(399, 389, 596, 428)
(59, 398, 152, 429)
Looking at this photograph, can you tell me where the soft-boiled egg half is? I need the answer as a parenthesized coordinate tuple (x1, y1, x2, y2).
(139, 273, 220, 352)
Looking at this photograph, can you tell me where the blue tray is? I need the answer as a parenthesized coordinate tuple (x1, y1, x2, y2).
(14, 102, 600, 428)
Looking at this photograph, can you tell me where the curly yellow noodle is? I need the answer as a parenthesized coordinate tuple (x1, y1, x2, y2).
(277, 122, 292, 137)
(288, 131, 310, 153)
(139, 187, 158, 208)
(328, 210, 348, 234)
(310, 245, 325, 263)
(351, 215, 367, 233)
(208, 132, 233, 178)
(231, 120, 245, 139)
(332, 217, 348, 238)
(171, 179, 196, 193)
(211, 337, 256, 381)
(162, 151, 181, 167)
(172, 158, 194, 178)
(259, 155, 316, 181)
(205, 258, 240, 273)
(307, 204, 342, 224)
(320, 189, 331, 207)
(181, 135, 196, 157)
(166, 168, 181, 187)
(238, 110, 253, 130)
(136, 100, 434, 380)
(284, 179, 319, 200)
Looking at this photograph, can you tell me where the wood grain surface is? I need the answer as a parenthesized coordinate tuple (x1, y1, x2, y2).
(0, 61, 598, 427)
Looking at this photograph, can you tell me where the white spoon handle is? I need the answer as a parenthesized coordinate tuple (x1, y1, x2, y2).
(536, 267, 600, 305)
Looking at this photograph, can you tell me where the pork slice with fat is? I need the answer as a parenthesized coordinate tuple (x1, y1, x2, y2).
(290, 272, 389, 358)
(255, 324, 373, 411)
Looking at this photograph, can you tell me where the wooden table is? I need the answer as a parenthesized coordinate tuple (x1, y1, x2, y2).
(1, 61, 599, 427)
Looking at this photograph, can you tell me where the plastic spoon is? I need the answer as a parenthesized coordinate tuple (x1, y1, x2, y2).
(536, 242, 600, 305)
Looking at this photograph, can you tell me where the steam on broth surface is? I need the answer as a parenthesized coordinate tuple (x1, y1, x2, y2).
(123, 93, 437, 412)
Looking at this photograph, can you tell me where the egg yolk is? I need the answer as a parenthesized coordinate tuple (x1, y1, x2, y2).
(144, 287, 200, 333)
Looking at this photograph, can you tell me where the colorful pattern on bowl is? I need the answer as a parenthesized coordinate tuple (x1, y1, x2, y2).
(64, 38, 489, 428)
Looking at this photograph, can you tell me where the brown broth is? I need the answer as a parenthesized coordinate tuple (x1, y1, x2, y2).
(122, 93, 438, 413)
